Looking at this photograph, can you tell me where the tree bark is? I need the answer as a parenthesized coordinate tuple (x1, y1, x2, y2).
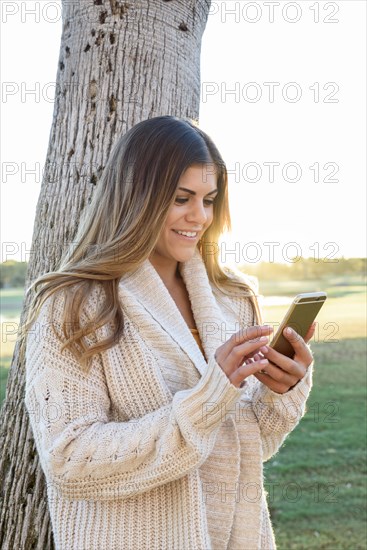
(0, 1, 211, 547)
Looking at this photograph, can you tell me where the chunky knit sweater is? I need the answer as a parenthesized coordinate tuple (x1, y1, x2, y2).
(25, 248, 313, 550)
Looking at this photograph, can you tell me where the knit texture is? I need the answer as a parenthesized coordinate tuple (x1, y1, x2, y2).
(24, 248, 313, 550)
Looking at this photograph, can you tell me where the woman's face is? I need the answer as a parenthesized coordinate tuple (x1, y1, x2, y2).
(150, 164, 218, 267)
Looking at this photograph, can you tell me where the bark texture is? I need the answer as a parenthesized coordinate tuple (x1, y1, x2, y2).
(0, 1, 211, 547)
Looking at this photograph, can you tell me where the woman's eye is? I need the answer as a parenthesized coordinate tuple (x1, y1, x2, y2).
(175, 197, 216, 205)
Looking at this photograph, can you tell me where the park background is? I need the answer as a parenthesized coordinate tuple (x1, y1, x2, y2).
(1, 1, 366, 548)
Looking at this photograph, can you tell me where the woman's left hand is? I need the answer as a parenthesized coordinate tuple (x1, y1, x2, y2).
(248, 322, 316, 394)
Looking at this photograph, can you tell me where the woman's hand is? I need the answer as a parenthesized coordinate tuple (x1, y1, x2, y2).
(214, 325, 274, 388)
(248, 322, 316, 394)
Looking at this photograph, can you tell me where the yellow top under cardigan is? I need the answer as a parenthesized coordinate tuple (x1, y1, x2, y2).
(24, 248, 313, 550)
(190, 327, 206, 360)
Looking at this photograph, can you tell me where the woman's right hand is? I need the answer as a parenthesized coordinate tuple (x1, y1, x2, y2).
(214, 325, 274, 388)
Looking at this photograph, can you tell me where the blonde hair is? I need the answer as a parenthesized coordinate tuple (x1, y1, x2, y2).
(22, 116, 261, 370)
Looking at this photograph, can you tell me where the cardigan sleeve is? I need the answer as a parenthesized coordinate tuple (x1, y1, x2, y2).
(248, 364, 313, 461)
(24, 296, 243, 502)
(226, 284, 314, 461)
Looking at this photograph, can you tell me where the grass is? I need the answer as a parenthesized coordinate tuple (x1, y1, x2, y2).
(0, 286, 26, 319)
(261, 281, 367, 547)
(0, 281, 366, 548)
(265, 338, 367, 549)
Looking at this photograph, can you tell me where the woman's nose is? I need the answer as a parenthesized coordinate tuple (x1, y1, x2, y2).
(186, 201, 207, 224)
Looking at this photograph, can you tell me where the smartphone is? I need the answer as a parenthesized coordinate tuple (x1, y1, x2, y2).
(269, 292, 327, 358)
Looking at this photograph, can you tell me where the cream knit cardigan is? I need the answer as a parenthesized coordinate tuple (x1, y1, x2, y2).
(25, 248, 313, 550)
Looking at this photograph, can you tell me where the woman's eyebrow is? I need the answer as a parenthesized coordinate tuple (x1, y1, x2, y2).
(178, 187, 218, 195)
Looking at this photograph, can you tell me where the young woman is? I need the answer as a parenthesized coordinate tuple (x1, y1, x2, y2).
(24, 116, 315, 550)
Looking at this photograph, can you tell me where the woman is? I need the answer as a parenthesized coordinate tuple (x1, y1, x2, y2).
(23, 116, 315, 550)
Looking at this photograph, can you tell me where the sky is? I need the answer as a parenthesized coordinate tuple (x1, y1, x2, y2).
(1, 0, 366, 265)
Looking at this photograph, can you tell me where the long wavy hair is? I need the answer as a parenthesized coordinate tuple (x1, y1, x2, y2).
(22, 116, 261, 370)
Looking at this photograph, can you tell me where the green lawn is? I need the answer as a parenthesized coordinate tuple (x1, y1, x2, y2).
(0, 286, 25, 318)
(265, 338, 367, 549)
(260, 281, 366, 547)
(1, 281, 366, 548)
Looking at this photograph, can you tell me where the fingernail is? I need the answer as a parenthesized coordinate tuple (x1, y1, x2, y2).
(259, 336, 268, 342)
(260, 359, 268, 365)
(260, 345, 268, 353)
(285, 327, 293, 335)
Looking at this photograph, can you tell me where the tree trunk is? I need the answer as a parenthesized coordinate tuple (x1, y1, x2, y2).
(0, 1, 211, 547)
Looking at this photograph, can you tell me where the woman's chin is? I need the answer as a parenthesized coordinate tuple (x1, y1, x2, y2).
(175, 248, 198, 262)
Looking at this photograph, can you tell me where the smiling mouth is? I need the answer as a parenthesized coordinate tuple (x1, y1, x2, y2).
(173, 230, 199, 238)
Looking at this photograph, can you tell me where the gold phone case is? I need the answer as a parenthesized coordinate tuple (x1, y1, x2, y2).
(269, 292, 327, 358)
